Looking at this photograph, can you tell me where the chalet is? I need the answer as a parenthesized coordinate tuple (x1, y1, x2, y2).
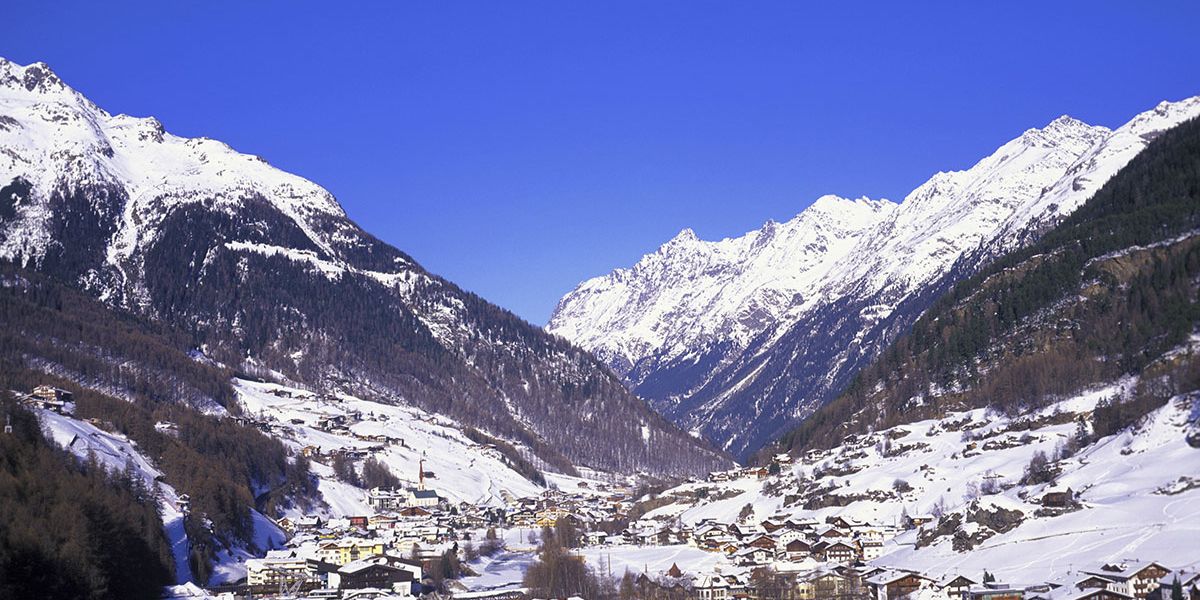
(859, 537, 886, 561)
(349, 516, 369, 529)
(1084, 563, 1173, 598)
(1041, 488, 1077, 508)
(1075, 575, 1119, 592)
(804, 570, 858, 600)
(693, 573, 731, 600)
(25, 385, 74, 413)
(867, 570, 934, 600)
(328, 557, 415, 595)
(787, 517, 821, 529)
(940, 575, 979, 599)
(733, 547, 772, 567)
(637, 527, 677, 546)
(822, 540, 858, 564)
(508, 509, 536, 527)
(827, 515, 863, 530)
(761, 518, 788, 532)
(295, 515, 323, 531)
(368, 515, 400, 530)
(775, 527, 808, 545)
(817, 526, 846, 539)
(367, 488, 404, 511)
(783, 539, 813, 561)
(745, 534, 776, 550)
(1151, 571, 1200, 600)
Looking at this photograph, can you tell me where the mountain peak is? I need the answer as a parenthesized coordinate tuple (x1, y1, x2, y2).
(1016, 114, 1106, 149)
(0, 57, 67, 94)
(669, 227, 699, 244)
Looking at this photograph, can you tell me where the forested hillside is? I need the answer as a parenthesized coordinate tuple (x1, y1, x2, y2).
(0, 266, 318, 581)
(0, 396, 174, 600)
(780, 115, 1200, 455)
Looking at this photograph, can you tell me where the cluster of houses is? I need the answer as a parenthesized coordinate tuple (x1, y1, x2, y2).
(241, 504, 469, 598)
(243, 545, 423, 598)
(863, 561, 1195, 600)
(589, 513, 899, 571)
(628, 560, 1196, 600)
(506, 486, 631, 530)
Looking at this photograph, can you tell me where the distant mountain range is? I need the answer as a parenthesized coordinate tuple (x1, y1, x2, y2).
(548, 95, 1200, 460)
(0, 57, 730, 477)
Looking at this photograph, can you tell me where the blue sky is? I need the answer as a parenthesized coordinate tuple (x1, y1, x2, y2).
(6, 2, 1199, 324)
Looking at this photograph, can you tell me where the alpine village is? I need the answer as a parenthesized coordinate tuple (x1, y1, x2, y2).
(2, 5, 1200, 600)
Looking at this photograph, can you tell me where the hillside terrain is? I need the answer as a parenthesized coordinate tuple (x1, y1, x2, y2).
(549, 97, 1200, 459)
(781, 110, 1200, 456)
(0, 56, 727, 478)
(621, 109, 1200, 583)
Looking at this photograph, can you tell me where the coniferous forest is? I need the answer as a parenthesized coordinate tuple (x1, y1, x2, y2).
(0, 397, 173, 600)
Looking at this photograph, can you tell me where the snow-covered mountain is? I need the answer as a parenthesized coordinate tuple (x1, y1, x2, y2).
(548, 96, 1200, 459)
(0, 57, 730, 477)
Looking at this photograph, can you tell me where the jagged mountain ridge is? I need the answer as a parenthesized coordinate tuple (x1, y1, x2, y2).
(548, 96, 1200, 459)
(781, 109, 1200, 455)
(0, 57, 731, 477)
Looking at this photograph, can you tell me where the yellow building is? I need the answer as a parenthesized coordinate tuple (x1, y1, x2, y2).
(317, 539, 386, 566)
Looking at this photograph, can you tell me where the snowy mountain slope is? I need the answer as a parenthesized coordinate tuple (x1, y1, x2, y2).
(548, 96, 1200, 459)
(234, 379, 546, 510)
(36, 408, 197, 585)
(37, 408, 289, 586)
(637, 382, 1200, 581)
(548, 195, 896, 374)
(0, 56, 730, 477)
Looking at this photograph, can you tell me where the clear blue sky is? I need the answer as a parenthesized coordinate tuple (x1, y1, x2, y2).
(6, 2, 1198, 324)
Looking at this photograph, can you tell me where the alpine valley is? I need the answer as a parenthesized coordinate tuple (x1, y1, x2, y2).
(4, 50, 1200, 600)
(548, 95, 1200, 460)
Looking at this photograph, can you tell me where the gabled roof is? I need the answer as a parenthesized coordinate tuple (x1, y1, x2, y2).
(867, 570, 931, 586)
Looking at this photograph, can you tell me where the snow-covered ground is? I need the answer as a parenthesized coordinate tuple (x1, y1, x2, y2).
(636, 382, 1200, 581)
(235, 379, 546, 513)
(578, 544, 730, 579)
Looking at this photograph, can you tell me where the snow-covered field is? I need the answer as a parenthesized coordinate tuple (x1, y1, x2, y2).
(235, 379, 545, 513)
